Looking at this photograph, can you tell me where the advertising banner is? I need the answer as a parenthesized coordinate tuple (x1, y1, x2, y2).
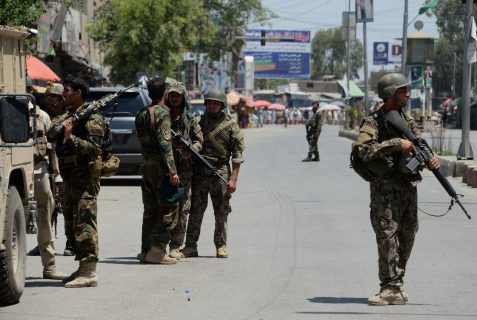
(244, 29, 311, 79)
(373, 42, 388, 65)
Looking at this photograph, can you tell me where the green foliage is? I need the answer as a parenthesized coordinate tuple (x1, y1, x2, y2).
(430, 0, 468, 97)
(88, 0, 214, 84)
(0, 0, 47, 27)
(88, 0, 272, 85)
(310, 27, 364, 80)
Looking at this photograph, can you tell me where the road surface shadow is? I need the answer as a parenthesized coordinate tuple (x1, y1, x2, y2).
(101, 176, 142, 186)
(25, 277, 64, 287)
(308, 297, 368, 304)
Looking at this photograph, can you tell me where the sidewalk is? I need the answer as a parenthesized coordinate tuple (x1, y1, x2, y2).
(339, 128, 477, 188)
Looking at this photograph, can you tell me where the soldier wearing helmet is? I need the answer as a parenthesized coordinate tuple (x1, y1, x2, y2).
(164, 81, 203, 260)
(181, 89, 244, 259)
(353, 73, 440, 306)
(44, 81, 66, 118)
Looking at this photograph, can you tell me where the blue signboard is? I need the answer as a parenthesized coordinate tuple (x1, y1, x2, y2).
(373, 42, 389, 65)
(244, 29, 311, 79)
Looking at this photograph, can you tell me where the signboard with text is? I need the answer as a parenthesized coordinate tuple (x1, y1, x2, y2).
(373, 41, 402, 65)
(244, 29, 311, 79)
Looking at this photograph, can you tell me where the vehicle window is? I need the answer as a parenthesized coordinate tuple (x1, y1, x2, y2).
(191, 103, 206, 116)
(87, 91, 147, 117)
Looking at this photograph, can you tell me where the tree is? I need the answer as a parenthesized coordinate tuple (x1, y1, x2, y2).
(0, 0, 47, 27)
(88, 0, 272, 85)
(310, 27, 364, 80)
(88, 0, 215, 84)
(430, 0, 468, 97)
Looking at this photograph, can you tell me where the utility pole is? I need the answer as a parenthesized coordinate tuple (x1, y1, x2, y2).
(346, 0, 351, 100)
(401, 0, 408, 74)
(457, 0, 474, 159)
(363, 21, 369, 115)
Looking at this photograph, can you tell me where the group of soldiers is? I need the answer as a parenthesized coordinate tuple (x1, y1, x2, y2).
(28, 75, 244, 288)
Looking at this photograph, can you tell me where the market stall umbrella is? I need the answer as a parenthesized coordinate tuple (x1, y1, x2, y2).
(318, 104, 341, 112)
(268, 103, 285, 110)
(254, 100, 271, 108)
(26, 55, 61, 81)
(227, 90, 240, 106)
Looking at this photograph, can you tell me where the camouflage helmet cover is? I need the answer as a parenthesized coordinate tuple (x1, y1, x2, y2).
(377, 73, 410, 99)
(45, 81, 64, 96)
(168, 81, 186, 95)
(204, 90, 227, 107)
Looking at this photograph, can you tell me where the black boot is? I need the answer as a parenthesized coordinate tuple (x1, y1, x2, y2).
(302, 155, 312, 162)
(312, 155, 320, 161)
(28, 245, 40, 256)
(64, 240, 75, 256)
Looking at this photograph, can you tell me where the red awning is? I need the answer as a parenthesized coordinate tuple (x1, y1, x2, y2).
(26, 55, 61, 81)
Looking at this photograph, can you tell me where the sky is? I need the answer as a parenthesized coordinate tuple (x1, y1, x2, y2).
(248, 0, 440, 74)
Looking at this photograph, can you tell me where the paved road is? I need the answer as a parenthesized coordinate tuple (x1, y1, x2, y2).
(1, 124, 477, 320)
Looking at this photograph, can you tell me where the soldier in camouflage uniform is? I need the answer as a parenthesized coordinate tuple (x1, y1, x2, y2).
(166, 81, 203, 259)
(135, 77, 180, 265)
(181, 90, 244, 258)
(49, 76, 108, 288)
(354, 73, 440, 305)
(302, 102, 323, 162)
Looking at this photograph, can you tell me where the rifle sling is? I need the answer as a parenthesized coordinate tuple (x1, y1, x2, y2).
(205, 119, 234, 157)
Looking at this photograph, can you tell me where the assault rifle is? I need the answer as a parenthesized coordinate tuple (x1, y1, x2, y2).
(170, 129, 228, 184)
(48, 83, 136, 140)
(385, 110, 471, 220)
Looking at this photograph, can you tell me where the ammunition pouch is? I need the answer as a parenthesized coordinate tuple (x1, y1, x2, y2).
(101, 155, 120, 177)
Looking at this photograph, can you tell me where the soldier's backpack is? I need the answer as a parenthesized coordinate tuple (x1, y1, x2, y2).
(349, 119, 374, 182)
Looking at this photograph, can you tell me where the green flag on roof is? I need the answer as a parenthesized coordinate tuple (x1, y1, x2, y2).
(418, 0, 439, 15)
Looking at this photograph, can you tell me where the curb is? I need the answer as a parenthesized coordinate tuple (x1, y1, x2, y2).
(339, 128, 477, 188)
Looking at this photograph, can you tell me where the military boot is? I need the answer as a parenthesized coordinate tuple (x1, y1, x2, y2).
(63, 240, 75, 256)
(216, 245, 229, 258)
(302, 155, 312, 162)
(368, 287, 405, 306)
(62, 267, 80, 284)
(169, 248, 184, 260)
(145, 247, 177, 264)
(312, 154, 320, 162)
(180, 246, 198, 258)
(28, 245, 40, 256)
(65, 261, 98, 288)
(43, 262, 67, 280)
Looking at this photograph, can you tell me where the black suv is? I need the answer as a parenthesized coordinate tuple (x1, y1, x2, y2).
(88, 86, 151, 175)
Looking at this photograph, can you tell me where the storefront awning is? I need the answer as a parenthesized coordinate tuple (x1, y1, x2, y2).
(26, 55, 61, 81)
(337, 80, 365, 98)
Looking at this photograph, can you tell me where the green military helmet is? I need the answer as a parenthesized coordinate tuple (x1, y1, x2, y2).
(204, 89, 227, 108)
(377, 73, 409, 100)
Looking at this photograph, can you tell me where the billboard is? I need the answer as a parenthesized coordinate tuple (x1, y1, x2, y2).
(373, 42, 389, 65)
(244, 29, 311, 79)
(356, 0, 374, 22)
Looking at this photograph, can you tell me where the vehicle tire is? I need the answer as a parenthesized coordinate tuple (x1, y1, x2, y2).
(0, 186, 26, 306)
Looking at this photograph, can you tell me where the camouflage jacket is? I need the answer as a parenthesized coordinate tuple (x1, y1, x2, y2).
(356, 108, 423, 181)
(196, 112, 244, 174)
(171, 110, 203, 178)
(50, 107, 107, 181)
(307, 111, 324, 135)
(135, 103, 176, 175)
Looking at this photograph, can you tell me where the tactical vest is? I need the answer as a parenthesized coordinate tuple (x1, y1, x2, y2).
(199, 113, 235, 164)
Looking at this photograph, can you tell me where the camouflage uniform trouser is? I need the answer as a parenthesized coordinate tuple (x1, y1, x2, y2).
(185, 172, 231, 249)
(140, 163, 178, 254)
(307, 132, 320, 158)
(169, 178, 192, 250)
(63, 178, 100, 262)
(370, 179, 418, 289)
(34, 171, 55, 266)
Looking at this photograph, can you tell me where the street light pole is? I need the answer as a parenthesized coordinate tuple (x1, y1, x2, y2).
(457, 0, 474, 160)
(401, 0, 408, 74)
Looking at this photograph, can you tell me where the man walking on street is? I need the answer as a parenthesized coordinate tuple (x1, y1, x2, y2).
(181, 90, 244, 258)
